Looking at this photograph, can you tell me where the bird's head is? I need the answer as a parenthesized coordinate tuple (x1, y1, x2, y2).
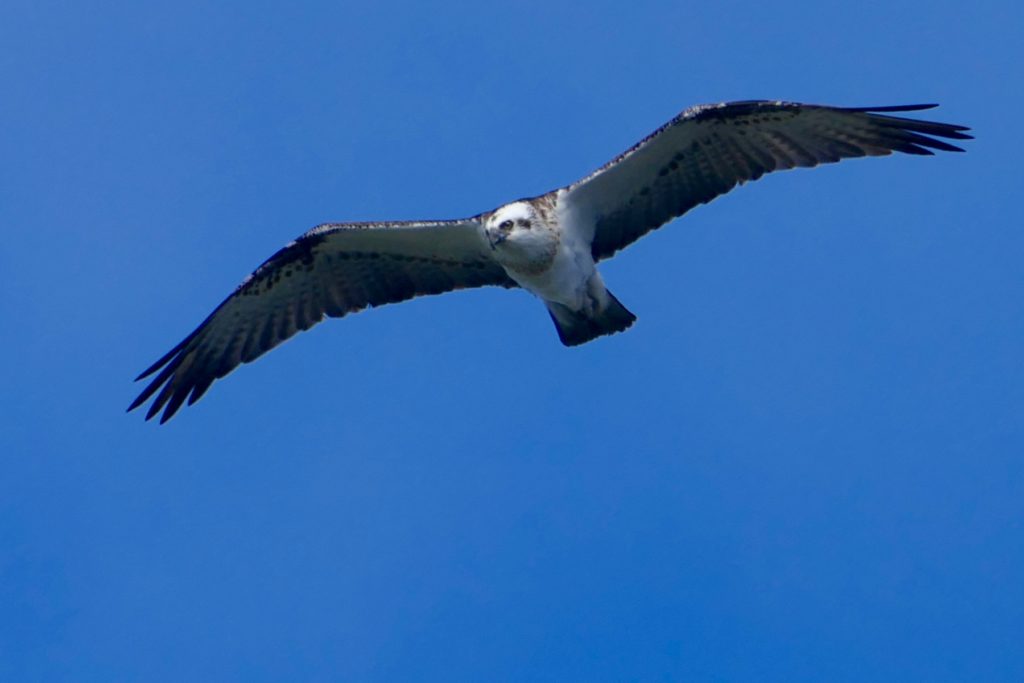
(485, 201, 544, 249)
(485, 201, 538, 247)
(483, 200, 559, 273)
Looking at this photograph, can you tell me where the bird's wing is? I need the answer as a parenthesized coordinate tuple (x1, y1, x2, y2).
(129, 218, 513, 422)
(560, 101, 972, 261)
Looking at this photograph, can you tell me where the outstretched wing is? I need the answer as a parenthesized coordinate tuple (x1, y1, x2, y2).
(129, 218, 514, 423)
(561, 101, 972, 261)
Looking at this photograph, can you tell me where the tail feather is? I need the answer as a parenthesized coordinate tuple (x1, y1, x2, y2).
(547, 291, 636, 347)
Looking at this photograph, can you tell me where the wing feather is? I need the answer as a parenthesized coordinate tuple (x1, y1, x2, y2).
(562, 101, 971, 260)
(129, 218, 514, 422)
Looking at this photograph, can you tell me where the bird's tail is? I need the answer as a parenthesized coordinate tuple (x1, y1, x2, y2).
(546, 290, 636, 347)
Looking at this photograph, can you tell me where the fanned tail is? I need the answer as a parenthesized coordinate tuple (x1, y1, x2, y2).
(546, 290, 636, 346)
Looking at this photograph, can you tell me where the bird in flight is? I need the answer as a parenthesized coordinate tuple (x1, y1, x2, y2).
(129, 100, 971, 423)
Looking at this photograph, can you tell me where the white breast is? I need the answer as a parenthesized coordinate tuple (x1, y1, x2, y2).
(505, 196, 596, 309)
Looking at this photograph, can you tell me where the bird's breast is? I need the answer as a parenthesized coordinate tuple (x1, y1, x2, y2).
(493, 225, 559, 275)
(503, 231, 595, 309)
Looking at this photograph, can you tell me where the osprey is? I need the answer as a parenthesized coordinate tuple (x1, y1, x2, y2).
(130, 100, 971, 422)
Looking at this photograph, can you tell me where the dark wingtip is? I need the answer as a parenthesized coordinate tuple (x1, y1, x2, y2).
(135, 341, 184, 381)
(856, 104, 973, 154)
(130, 384, 184, 423)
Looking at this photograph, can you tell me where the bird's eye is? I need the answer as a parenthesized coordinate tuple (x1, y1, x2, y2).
(499, 220, 513, 230)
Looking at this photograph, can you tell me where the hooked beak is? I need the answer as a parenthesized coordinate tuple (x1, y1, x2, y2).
(487, 227, 509, 249)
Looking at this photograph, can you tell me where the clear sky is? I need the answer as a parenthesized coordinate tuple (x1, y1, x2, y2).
(2, 1, 1021, 680)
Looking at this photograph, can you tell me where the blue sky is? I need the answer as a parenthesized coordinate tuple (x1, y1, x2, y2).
(2, 1, 1021, 680)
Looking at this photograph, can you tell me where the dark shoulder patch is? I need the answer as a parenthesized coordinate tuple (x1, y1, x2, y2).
(249, 233, 327, 285)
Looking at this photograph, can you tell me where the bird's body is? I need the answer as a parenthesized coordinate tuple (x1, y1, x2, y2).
(130, 100, 971, 422)
(483, 196, 636, 345)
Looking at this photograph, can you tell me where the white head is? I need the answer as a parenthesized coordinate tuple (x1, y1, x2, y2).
(483, 200, 559, 273)
(484, 201, 538, 249)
